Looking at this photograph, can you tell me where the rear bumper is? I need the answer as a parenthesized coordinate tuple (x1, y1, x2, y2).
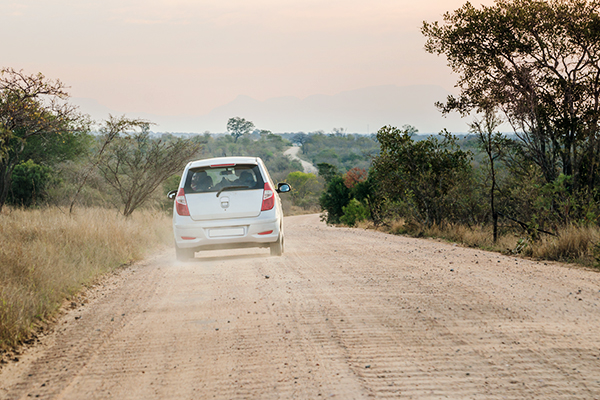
(173, 209, 281, 251)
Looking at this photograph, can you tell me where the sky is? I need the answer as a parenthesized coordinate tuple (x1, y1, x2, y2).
(1, 0, 496, 132)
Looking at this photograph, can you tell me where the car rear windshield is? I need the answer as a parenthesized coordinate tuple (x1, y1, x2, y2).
(184, 164, 264, 194)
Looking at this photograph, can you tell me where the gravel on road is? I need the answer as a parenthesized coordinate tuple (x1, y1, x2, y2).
(2, 214, 600, 399)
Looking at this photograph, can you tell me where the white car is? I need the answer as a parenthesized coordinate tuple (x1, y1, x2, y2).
(168, 157, 291, 260)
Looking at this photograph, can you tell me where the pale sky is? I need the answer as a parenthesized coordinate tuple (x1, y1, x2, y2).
(1, 0, 496, 131)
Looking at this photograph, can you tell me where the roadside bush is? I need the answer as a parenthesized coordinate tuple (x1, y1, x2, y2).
(319, 176, 351, 224)
(319, 168, 386, 226)
(7, 160, 53, 207)
(340, 199, 369, 227)
(285, 171, 322, 210)
(371, 126, 474, 227)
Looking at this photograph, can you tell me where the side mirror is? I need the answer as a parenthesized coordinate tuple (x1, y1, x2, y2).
(277, 183, 291, 193)
(167, 190, 177, 200)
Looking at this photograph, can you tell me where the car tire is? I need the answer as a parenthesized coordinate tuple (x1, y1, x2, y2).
(176, 245, 195, 261)
(270, 233, 284, 256)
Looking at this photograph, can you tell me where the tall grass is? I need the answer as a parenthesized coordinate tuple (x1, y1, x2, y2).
(0, 207, 172, 350)
(521, 224, 600, 262)
(365, 218, 600, 267)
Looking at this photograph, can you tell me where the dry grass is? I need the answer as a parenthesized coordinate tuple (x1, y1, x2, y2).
(0, 207, 172, 350)
(285, 206, 322, 216)
(369, 218, 600, 268)
(521, 225, 600, 264)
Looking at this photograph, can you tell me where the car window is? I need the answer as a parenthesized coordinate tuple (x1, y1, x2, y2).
(184, 164, 264, 193)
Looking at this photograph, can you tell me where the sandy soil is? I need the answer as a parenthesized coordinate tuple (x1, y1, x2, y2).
(1, 214, 600, 399)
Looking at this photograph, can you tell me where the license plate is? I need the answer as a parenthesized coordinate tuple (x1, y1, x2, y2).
(208, 227, 245, 238)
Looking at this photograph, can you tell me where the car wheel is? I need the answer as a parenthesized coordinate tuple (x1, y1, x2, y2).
(176, 245, 195, 261)
(270, 233, 284, 256)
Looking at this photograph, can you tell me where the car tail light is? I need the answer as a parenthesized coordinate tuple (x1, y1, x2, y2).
(175, 188, 190, 216)
(261, 182, 275, 211)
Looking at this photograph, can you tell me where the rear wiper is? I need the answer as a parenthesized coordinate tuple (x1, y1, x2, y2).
(216, 185, 249, 197)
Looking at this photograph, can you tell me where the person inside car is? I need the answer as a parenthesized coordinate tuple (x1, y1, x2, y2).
(191, 171, 213, 192)
(237, 170, 256, 187)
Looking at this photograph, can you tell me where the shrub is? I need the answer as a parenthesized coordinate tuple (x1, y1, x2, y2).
(7, 160, 53, 207)
(319, 176, 351, 224)
(371, 126, 473, 227)
(340, 199, 369, 227)
(285, 171, 322, 210)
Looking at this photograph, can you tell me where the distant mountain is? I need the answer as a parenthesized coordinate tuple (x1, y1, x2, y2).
(72, 85, 474, 134)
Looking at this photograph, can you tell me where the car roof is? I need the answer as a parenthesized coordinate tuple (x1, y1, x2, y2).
(187, 156, 262, 169)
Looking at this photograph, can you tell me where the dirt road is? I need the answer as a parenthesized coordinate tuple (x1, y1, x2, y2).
(2, 214, 600, 399)
(283, 146, 318, 174)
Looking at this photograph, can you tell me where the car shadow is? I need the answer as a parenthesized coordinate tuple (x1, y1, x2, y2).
(189, 252, 271, 263)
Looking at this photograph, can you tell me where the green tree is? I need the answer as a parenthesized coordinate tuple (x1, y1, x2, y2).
(422, 0, 600, 194)
(351, 175, 385, 225)
(291, 132, 308, 146)
(0, 68, 89, 210)
(285, 171, 322, 209)
(332, 127, 346, 137)
(316, 163, 339, 184)
(7, 159, 53, 207)
(19, 125, 91, 167)
(319, 175, 351, 224)
(227, 117, 255, 142)
(371, 126, 473, 227)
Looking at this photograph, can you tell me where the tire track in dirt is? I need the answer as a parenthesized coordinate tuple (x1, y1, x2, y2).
(1, 214, 600, 399)
(0, 258, 165, 400)
(279, 219, 600, 398)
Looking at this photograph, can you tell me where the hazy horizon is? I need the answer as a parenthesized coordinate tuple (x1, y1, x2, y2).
(2, 0, 497, 132)
(73, 83, 482, 134)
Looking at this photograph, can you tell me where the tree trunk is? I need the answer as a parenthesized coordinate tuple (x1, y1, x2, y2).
(490, 149, 498, 244)
(0, 159, 17, 212)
